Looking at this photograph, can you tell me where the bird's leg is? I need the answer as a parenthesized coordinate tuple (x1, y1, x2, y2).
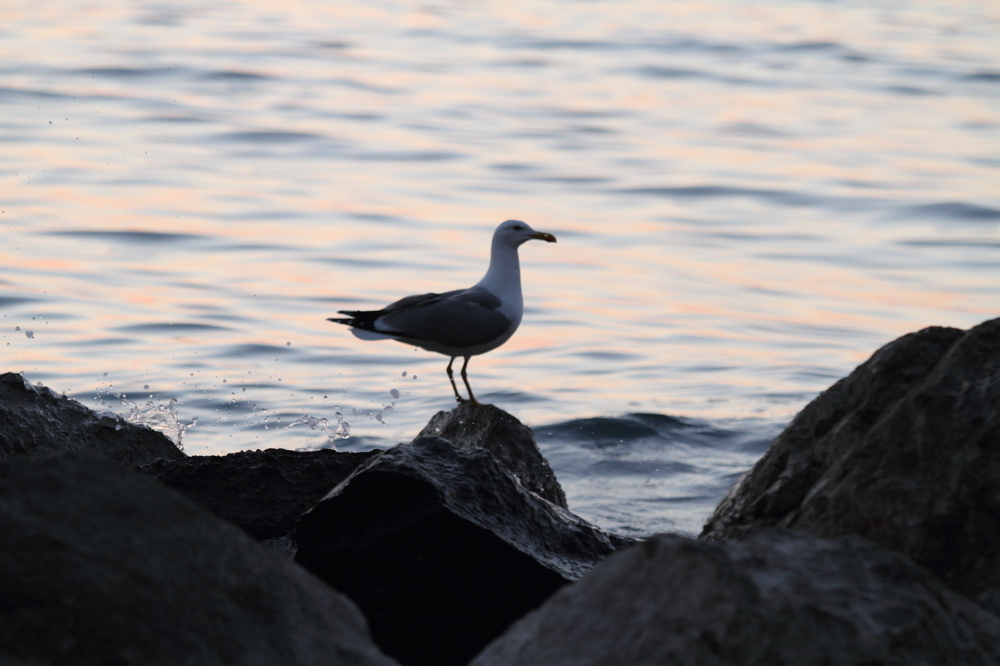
(460, 356, 480, 406)
(446, 357, 466, 403)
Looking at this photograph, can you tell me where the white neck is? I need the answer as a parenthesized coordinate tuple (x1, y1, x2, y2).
(475, 237, 522, 301)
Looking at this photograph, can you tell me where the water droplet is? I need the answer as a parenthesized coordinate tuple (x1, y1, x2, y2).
(115, 424, 122, 431)
(25, 330, 34, 339)
(143, 385, 149, 390)
(14, 326, 20, 331)
(390, 389, 400, 399)
(286, 341, 291, 346)
(401, 371, 407, 377)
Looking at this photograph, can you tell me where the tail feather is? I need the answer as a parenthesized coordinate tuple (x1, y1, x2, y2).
(328, 310, 385, 334)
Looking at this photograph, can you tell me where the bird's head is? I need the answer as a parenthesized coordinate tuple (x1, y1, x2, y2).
(494, 219, 557, 247)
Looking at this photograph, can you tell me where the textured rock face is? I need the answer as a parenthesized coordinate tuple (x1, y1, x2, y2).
(0, 451, 399, 666)
(470, 531, 1000, 666)
(701, 319, 1000, 597)
(295, 436, 635, 666)
(419, 402, 567, 507)
(143, 447, 380, 541)
(0, 371, 183, 466)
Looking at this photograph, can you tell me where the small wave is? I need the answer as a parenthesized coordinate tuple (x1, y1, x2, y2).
(215, 343, 296, 358)
(75, 66, 183, 78)
(536, 416, 661, 445)
(327, 77, 399, 94)
(114, 322, 232, 333)
(618, 185, 820, 207)
(538, 413, 780, 451)
(905, 202, 1000, 222)
(900, 238, 1000, 249)
(0, 296, 40, 309)
(351, 150, 463, 162)
(525, 39, 618, 51)
(49, 230, 206, 244)
(775, 40, 841, 52)
(961, 71, 1000, 83)
(201, 70, 271, 81)
(883, 85, 940, 97)
(535, 413, 737, 449)
(141, 114, 210, 124)
(632, 66, 704, 80)
(0, 86, 69, 100)
(213, 130, 326, 144)
(590, 459, 700, 475)
(66, 337, 137, 347)
(717, 122, 791, 138)
(537, 176, 612, 185)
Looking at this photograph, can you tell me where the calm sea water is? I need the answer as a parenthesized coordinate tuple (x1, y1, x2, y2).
(3, 0, 998, 535)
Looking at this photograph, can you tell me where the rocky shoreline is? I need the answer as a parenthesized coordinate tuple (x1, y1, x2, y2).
(2, 317, 999, 665)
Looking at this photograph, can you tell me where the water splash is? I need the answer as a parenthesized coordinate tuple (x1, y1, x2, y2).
(285, 411, 350, 450)
(125, 397, 194, 450)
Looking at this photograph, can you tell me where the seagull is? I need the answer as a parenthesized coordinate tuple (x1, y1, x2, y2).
(329, 219, 557, 405)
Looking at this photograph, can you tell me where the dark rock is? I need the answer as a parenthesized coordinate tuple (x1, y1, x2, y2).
(419, 402, 567, 507)
(0, 451, 399, 666)
(979, 587, 1000, 618)
(143, 447, 380, 541)
(471, 531, 1000, 666)
(701, 318, 1000, 597)
(295, 435, 636, 666)
(0, 371, 182, 466)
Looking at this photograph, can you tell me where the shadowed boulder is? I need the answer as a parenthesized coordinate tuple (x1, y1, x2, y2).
(701, 318, 1000, 598)
(143, 447, 380, 542)
(0, 451, 399, 666)
(419, 402, 567, 507)
(0, 371, 182, 466)
(295, 435, 635, 666)
(471, 531, 1000, 666)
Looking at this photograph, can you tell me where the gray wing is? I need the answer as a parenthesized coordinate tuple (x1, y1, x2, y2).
(375, 287, 510, 348)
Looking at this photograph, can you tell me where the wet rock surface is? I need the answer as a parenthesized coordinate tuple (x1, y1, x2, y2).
(701, 318, 1000, 597)
(0, 371, 182, 466)
(471, 531, 1000, 666)
(0, 451, 399, 666)
(143, 447, 380, 541)
(419, 402, 567, 507)
(295, 435, 635, 666)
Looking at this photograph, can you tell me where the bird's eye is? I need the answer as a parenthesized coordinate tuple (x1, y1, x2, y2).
(513, 225, 523, 231)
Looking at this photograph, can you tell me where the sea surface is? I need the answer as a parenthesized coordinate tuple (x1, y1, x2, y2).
(3, 0, 998, 535)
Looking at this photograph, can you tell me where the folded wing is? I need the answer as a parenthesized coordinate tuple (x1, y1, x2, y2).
(331, 288, 510, 349)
